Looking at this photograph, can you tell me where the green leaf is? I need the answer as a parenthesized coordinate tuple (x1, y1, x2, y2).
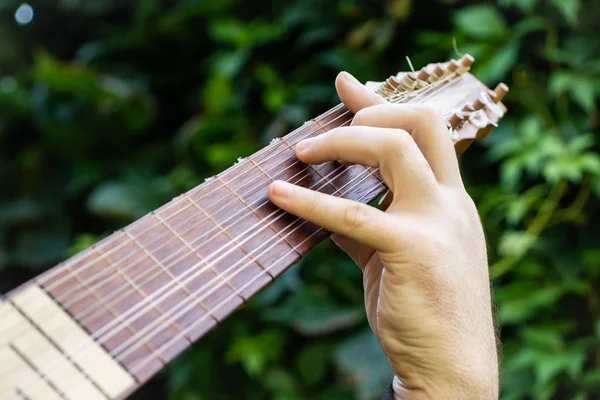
(454, 5, 508, 39)
(334, 330, 394, 400)
(549, 0, 580, 24)
(226, 330, 285, 376)
(263, 287, 365, 336)
(295, 343, 330, 385)
(498, 230, 536, 258)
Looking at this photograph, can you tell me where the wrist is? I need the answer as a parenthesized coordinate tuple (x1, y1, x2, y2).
(391, 373, 498, 400)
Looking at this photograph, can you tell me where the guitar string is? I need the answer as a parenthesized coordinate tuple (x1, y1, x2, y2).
(0, 69, 464, 388)
(0, 109, 353, 343)
(3, 69, 468, 394)
(36, 103, 349, 292)
(72, 159, 348, 324)
(3, 66, 462, 326)
(42, 66, 459, 298)
(69, 163, 315, 321)
(8, 70, 474, 398)
(109, 167, 379, 362)
(19, 165, 383, 398)
(0, 68, 459, 340)
(1, 69, 464, 394)
(14, 163, 380, 397)
(35, 63, 463, 293)
(129, 182, 384, 376)
(57, 127, 347, 310)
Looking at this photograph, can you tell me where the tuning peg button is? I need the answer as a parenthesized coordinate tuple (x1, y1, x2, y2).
(448, 60, 460, 73)
(459, 54, 475, 68)
(448, 112, 465, 129)
(417, 69, 430, 81)
(493, 83, 509, 102)
(462, 102, 475, 112)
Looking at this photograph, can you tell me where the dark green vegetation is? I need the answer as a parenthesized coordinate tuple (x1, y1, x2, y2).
(1, 0, 599, 398)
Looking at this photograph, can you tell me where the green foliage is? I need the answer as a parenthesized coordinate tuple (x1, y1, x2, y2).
(1, 0, 599, 399)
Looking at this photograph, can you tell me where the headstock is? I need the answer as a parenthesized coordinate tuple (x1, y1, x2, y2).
(374, 54, 509, 153)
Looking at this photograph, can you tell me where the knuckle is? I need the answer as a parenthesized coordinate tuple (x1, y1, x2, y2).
(342, 203, 368, 228)
(352, 108, 372, 126)
(383, 129, 411, 154)
(415, 104, 444, 124)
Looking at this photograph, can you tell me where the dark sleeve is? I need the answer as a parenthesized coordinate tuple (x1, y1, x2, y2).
(381, 383, 394, 400)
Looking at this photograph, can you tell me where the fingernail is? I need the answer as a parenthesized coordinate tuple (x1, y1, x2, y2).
(271, 180, 294, 197)
(342, 71, 361, 85)
(295, 139, 313, 154)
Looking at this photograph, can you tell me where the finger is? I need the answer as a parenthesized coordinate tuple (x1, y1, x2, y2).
(331, 233, 375, 269)
(335, 71, 387, 113)
(294, 126, 437, 197)
(268, 180, 399, 252)
(365, 81, 382, 90)
(351, 103, 462, 187)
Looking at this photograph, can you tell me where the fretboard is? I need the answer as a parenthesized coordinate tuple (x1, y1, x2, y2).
(1, 104, 386, 398)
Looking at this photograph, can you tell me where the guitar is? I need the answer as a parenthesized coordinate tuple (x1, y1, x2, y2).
(0, 55, 508, 399)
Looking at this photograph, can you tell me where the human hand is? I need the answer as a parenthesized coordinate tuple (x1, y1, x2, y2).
(268, 72, 499, 399)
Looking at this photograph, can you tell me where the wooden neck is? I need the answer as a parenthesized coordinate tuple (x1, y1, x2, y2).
(1, 104, 386, 398)
(1, 63, 509, 398)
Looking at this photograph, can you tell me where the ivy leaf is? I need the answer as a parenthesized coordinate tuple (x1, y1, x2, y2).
(263, 287, 365, 336)
(226, 330, 285, 376)
(549, 0, 580, 24)
(334, 330, 394, 400)
(499, 230, 536, 258)
(295, 343, 330, 386)
(454, 5, 508, 39)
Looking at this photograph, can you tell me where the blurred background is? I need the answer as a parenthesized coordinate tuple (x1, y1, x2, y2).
(1, 0, 599, 399)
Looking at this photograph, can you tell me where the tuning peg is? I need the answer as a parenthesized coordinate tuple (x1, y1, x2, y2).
(493, 83, 509, 103)
(448, 111, 465, 129)
(429, 63, 445, 82)
(399, 73, 418, 91)
(462, 102, 475, 112)
(472, 95, 487, 111)
(459, 54, 475, 68)
(388, 75, 401, 89)
(447, 60, 460, 73)
(417, 69, 430, 81)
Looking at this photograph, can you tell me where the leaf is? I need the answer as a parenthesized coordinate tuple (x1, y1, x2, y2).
(535, 349, 586, 386)
(295, 343, 330, 385)
(549, 0, 580, 24)
(498, 0, 540, 13)
(263, 287, 365, 336)
(226, 330, 285, 376)
(475, 42, 520, 84)
(87, 177, 172, 219)
(334, 330, 394, 400)
(550, 71, 599, 113)
(454, 5, 508, 39)
(498, 230, 536, 258)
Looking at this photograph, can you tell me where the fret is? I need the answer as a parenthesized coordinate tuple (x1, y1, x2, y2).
(1, 285, 135, 399)
(247, 157, 276, 182)
(314, 105, 353, 129)
(125, 209, 240, 321)
(182, 192, 258, 310)
(92, 245, 190, 365)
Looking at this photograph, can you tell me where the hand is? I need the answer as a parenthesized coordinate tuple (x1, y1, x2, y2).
(268, 72, 498, 399)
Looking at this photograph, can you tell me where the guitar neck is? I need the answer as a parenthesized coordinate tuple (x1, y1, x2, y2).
(0, 104, 386, 399)
(1, 56, 509, 399)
